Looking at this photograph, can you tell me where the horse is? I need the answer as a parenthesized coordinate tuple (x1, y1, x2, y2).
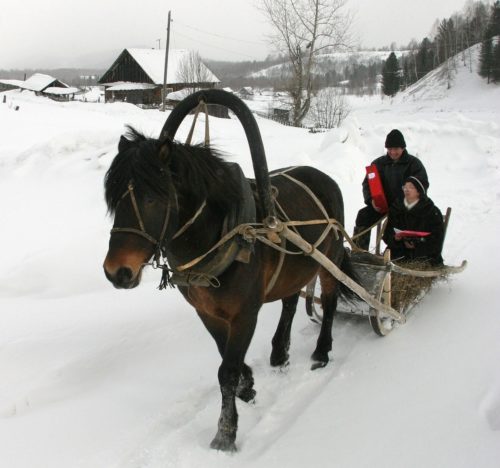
(103, 91, 357, 452)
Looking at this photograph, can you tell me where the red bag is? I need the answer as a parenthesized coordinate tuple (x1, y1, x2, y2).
(366, 164, 388, 213)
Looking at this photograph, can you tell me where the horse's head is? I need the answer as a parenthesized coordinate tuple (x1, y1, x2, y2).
(103, 127, 176, 289)
(103, 126, 242, 289)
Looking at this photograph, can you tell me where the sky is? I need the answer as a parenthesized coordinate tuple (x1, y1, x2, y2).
(1, 42, 499, 468)
(1, 0, 474, 69)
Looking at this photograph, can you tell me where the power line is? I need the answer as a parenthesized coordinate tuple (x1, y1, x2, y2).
(173, 30, 263, 60)
(174, 20, 266, 46)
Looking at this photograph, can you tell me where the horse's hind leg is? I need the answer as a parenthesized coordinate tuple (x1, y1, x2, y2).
(270, 292, 300, 367)
(311, 267, 339, 370)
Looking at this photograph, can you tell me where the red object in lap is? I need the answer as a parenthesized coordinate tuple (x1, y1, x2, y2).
(394, 229, 431, 238)
(366, 164, 388, 213)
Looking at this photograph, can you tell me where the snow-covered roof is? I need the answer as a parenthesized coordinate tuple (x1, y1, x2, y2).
(126, 48, 219, 85)
(0, 78, 24, 88)
(43, 86, 81, 95)
(238, 86, 254, 94)
(166, 88, 193, 101)
(19, 73, 61, 92)
(106, 82, 157, 91)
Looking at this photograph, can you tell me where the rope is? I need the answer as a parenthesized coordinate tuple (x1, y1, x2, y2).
(174, 217, 345, 273)
(172, 200, 207, 240)
(185, 100, 210, 146)
(351, 215, 388, 242)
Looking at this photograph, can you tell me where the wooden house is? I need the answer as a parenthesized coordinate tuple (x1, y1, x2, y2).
(98, 48, 220, 106)
(0, 73, 79, 100)
(237, 87, 254, 99)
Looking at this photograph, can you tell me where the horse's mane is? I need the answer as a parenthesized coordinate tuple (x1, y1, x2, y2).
(104, 126, 243, 214)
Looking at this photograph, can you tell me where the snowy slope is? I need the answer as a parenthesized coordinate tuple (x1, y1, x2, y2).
(249, 49, 406, 78)
(1, 45, 499, 468)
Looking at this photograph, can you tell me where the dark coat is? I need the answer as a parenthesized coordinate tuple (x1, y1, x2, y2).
(363, 150, 429, 206)
(383, 196, 444, 265)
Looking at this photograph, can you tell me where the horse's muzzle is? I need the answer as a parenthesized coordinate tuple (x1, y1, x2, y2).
(104, 265, 140, 289)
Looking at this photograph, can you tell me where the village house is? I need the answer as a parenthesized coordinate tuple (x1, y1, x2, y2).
(98, 48, 220, 107)
(0, 73, 80, 100)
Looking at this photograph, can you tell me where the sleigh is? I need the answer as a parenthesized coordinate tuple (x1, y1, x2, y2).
(302, 207, 467, 335)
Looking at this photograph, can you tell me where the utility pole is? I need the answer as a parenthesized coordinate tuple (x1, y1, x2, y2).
(161, 10, 172, 112)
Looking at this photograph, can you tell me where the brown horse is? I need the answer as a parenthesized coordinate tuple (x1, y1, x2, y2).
(103, 91, 357, 452)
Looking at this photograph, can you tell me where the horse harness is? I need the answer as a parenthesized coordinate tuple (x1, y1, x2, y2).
(110, 167, 346, 294)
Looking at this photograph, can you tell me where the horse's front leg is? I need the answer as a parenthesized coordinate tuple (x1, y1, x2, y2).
(196, 309, 256, 403)
(210, 309, 259, 452)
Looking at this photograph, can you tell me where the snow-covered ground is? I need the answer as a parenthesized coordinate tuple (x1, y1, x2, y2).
(1, 46, 499, 468)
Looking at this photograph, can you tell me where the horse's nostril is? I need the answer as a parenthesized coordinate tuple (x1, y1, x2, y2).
(116, 267, 133, 284)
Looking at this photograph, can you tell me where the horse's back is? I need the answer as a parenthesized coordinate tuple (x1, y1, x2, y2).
(268, 165, 344, 224)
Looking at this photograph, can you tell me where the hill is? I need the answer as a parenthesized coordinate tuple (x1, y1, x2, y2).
(249, 49, 405, 79)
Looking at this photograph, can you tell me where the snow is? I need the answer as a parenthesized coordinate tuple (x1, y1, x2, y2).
(43, 86, 81, 95)
(1, 45, 500, 467)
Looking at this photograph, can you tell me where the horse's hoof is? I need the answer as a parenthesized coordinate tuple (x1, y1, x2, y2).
(270, 351, 289, 367)
(311, 360, 328, 370)
(310, 351, 329, 370)
(237, 387, 256, 403)
(210, 436, 237, 452)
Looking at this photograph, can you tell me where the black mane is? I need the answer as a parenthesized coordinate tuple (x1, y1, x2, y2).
(104, 126, 243, 214)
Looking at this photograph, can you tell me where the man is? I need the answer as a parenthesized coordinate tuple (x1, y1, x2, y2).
(354, 129, 428, 250)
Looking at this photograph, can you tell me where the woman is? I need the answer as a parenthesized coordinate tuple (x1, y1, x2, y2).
(383, 176, 444, 265)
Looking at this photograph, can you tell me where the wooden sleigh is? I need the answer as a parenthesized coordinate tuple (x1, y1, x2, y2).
(301, 209, 467, 336)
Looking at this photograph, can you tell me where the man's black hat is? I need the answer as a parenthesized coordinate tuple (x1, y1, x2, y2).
(385, 129, 406, 148)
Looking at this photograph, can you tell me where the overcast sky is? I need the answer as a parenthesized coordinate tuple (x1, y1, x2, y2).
(0, 0, 475, 69)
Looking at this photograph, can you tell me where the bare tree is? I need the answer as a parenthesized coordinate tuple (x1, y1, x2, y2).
(260, 0, 352, 126)
(310, 87, 350, 128)
(176, 51, 213, 92)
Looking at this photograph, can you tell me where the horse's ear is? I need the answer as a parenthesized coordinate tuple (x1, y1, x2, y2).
(118, 135, 132, 152)
(158, 138, 173, 164)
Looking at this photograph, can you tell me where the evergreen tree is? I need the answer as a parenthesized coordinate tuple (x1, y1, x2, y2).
(492, 40, 500, 82)
(479, 36, 494, 82)
(479, 1, 500, 83)
(382, 52, 400, 96)
(416, 38, 433, 78)
(490, 1, 500, 36)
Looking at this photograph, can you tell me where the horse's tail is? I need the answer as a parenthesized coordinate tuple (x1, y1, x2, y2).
(337, 248, 361, 303)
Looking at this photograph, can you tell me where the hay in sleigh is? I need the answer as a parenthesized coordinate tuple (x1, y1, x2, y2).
(390, 260, 447, 313)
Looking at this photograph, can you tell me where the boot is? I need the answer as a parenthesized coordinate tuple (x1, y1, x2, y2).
(353, 226, 370, 251)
